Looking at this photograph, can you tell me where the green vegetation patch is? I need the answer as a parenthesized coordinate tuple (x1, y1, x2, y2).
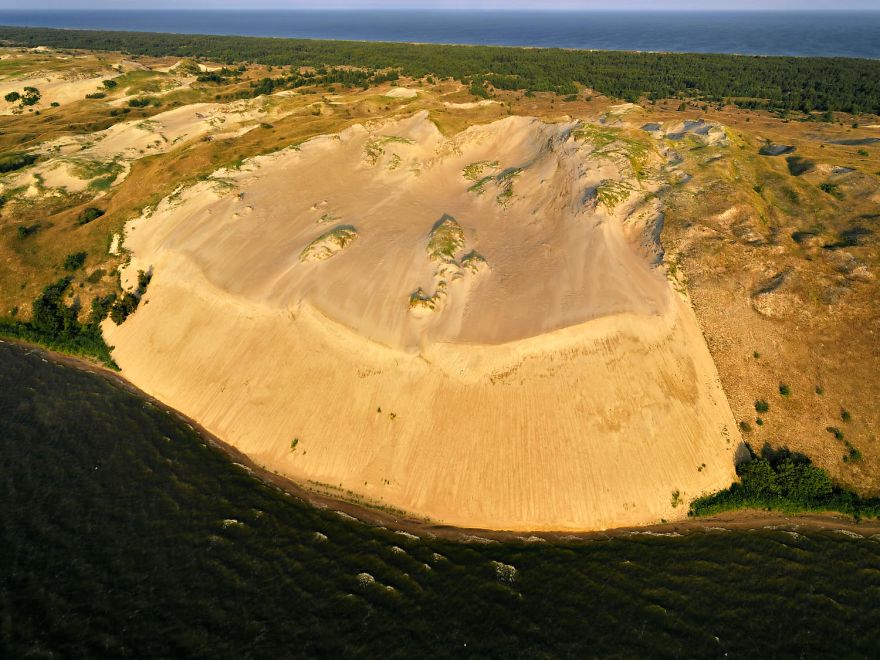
(786, 156, 815, 177)
(462, 160, 499, 181)
(595, 180, 634, 211)
(0, 152, 38, 174)
(819, 182, 844, 199)
(426, 216, 465, 262)
(70, 158, 123, 182)
(76, 207, 106, 226)
(8, 26, 879, 113)
(690, 448, 880, 520)
(363, 135, 414, 165)
(299, 226, 359, 261)
(0, 277, 117, 368)
(574, 125, 651, 178)
(62, 252, 87, 271)
(495, 168, 521, 206)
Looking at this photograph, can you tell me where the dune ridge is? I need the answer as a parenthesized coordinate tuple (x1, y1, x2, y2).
(104, 112, 739, 531)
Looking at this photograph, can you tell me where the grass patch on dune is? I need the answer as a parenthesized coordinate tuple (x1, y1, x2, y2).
(426, 216, 465, 262)
(363, 135, 414, 165)
(462, 160, 499, 181)
(574, 124, 652, 178)
(595, 180, 634, 210)
(300, 226, 359, 262)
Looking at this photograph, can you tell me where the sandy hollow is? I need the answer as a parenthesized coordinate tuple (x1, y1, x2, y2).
(104, 112, 740, 531)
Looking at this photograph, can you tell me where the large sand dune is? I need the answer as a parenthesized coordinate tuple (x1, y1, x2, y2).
(104, 112, 739, 531)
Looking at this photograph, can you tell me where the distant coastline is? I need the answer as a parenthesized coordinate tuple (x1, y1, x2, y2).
(0, 10, 879, 59)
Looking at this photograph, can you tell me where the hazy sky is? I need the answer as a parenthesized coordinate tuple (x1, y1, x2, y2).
(0, 0, 877, 9)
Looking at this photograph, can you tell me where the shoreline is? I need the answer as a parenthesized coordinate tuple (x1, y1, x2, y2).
(5, 335, 880, 543)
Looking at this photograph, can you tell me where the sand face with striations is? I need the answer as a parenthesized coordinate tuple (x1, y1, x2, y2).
(104, 111, 740, 531)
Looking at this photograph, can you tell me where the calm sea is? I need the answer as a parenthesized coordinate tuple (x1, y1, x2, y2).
(0, 10, 878, 59)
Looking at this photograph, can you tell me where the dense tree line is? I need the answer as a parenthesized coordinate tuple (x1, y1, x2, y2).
(0, 26, 878, 113)
(689, 448, 880, 520)
(0, 277, 117, 368)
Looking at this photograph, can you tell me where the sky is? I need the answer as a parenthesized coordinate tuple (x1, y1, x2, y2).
(0, 0, 876, 9)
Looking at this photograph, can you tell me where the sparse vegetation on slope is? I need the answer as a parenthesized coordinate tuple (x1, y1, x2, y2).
(300, 226, 359, 261)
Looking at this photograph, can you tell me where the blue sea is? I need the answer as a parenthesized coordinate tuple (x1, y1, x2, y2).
(0, 10, 878, 59)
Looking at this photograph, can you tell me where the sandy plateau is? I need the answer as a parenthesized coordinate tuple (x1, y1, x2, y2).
(103, 111, 739, 531)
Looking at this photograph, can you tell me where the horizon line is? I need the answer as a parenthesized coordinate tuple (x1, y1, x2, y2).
(2, 8, 879, 13)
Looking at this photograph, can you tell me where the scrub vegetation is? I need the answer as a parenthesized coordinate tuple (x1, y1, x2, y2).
(1, 26, 879, 113)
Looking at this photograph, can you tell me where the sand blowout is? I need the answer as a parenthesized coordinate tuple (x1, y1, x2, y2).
(104, 111, 739, 531)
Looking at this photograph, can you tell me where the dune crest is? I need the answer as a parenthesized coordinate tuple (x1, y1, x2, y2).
(104, 112, 739, 531)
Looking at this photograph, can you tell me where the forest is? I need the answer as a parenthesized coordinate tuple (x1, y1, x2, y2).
(0, 25, 878, 114)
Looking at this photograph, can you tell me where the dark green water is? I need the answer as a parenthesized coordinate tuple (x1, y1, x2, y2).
(1, 341, 879, 658)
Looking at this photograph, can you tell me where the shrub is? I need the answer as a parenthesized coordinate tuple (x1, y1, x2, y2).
(20, 86, 40, 106)
(820, 182, 843, 199)
(62, 251, 87, 271)
(469, 80, 490, 99)
(0, 278, 117, 367)
(0, 152, 38, 173)
(110, 292, 139, 325)
(17, 224, 41, 239)
(755, 399, 769, 413)
(689, 449, 880, 520)
(786, 156, 814, 176)
(86, 269, 106, 284)
(76, 207, 105, 225)
(110, 269, 152, 325)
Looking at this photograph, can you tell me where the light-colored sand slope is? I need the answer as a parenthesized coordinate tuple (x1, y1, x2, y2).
(3, 98, 289, 198)
(104, 112, 739, 531)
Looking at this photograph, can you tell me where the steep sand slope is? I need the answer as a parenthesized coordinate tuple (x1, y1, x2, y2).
(104, 112, 739, 531)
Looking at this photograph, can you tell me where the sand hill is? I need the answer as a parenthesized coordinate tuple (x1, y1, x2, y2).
(104, 111, 739, 531)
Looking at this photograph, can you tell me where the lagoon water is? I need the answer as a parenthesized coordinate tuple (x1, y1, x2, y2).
(0, 10, 879, 59)
(2, 341, 880, 655)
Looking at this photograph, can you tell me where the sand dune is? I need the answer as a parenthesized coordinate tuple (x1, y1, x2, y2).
(4, 97, 288, 198)
(104, 112, 739, 531)
(0, 71, 117, 114)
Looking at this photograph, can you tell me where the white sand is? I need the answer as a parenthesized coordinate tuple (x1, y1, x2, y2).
(443, 100, 499, 109)
(0, 72, 117, 114)
(11, 97, 289, 197)
(384, 87, 419, 99)
(104, 112, 739, 531)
